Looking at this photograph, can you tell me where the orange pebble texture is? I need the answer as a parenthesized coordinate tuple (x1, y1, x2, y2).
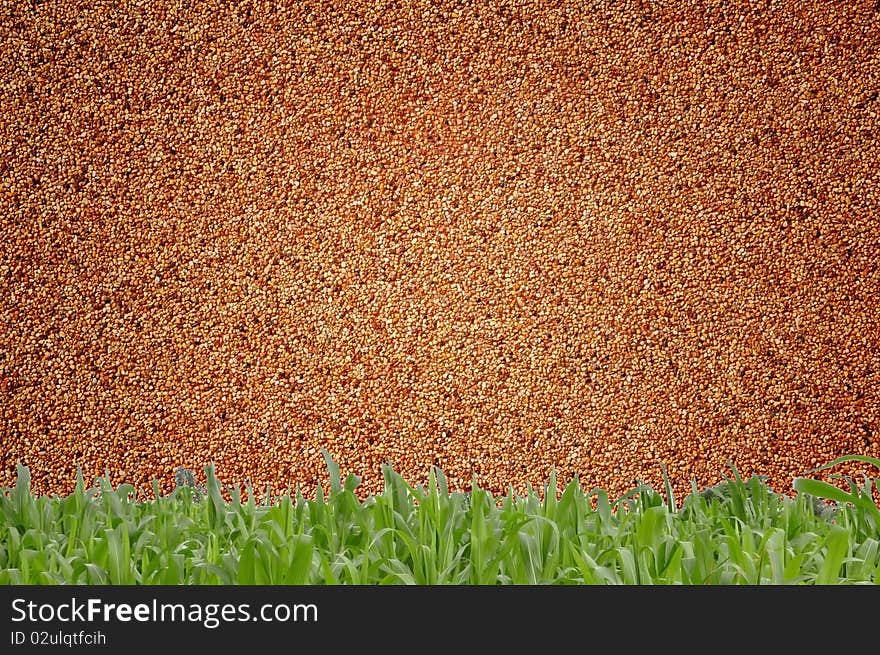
(2, 0, 879, 502)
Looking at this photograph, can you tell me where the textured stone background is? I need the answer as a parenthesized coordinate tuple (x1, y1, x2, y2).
(2, 0, 879, 502)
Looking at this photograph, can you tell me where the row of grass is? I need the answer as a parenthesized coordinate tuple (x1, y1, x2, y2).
(1, 452, 879, 584)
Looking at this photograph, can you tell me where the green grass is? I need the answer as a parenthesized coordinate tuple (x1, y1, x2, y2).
(1, 452, 878, 584)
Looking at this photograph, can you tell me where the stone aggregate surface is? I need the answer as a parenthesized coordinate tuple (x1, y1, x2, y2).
(2, 0, 879, 502)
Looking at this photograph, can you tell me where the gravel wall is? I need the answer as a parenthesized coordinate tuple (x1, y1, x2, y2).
(2, 0, 879, 501)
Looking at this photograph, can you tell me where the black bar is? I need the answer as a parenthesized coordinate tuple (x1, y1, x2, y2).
(1, 585, 874, 651)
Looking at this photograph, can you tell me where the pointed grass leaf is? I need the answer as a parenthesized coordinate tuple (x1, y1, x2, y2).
(285, 535, 315, 585)
(191, 562, 232, 585)
(204, 463, 227, 530)
(803, 454, 880, 475)
(237, 540, 257, 585)
(321, 449, 343, 495)
(793, 478, 880, 526)
(106, 524, 134, 585)
(817, 526, 850, 585)
(344, 473, 362, 494)
(84, 563, 109, 584)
